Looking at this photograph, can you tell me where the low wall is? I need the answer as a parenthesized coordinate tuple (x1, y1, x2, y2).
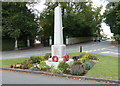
(66, 37, 93, 45)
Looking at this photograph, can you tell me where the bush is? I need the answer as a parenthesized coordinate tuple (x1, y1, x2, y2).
(28, 56, 44, 64)
(35, 55, 45, 61)
(83, 61, 92, 70)
(79, 53, 99, 61)
(88, 55, 99, 60)
(53, 69, 63, 74)
(77, 58, 86, 63)
(72, 56, 81, 61)
(46, 66, 63, 74)
(39, 61, 49, 71)
(27, 64, 34, 69)
(30, 67, 40, 71)
(23, 64, 28, 69)
(70, 64, 84, 76)
(44, 53, 51, 60)
(22, 60, 29, 65)
(83, 53, 90, 60)
(57, 61, 70, 73)
(47, 66, 55, 72)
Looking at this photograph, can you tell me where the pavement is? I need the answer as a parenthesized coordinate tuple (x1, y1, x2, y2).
(1, 40, 119, 60)
(1, 70, 107, 84)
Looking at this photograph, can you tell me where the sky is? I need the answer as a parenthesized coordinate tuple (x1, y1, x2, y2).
(32, 0, 113, 36)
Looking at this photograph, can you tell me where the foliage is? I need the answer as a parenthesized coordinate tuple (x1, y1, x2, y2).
(112, 34, 120, 41)
(35, 55, 45, 61)
(88, 55, 99, 60)
(29, 67, 40, 71)
(23, 64, 28, 69)
(39, 61, 49, 71)
(28, 56, 44, 64)
(77, 58, 86, 63)
(39, 2, 103, 39)
(57, 61, 70, 73)
(52, 68, 64, 74)
(44, 53, 51, 60)
(47, 65, 55, 72)
(79, 53, 99, 60)
(21, 56, 44, 65)
(104, 2, 120, 34)
(70, 64, 84, 76)
(83, 61, 93, 70)
(2, 2, 38, 40)
(70, 52, 98, 75)
(27, 64, 34, 69)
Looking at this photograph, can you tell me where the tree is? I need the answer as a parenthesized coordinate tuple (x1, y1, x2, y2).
(104, 2, 120, 35)
(2, 2, 38, 40)
(39, 2, 103, 40)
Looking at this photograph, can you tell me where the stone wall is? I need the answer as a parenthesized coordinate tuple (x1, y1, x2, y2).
(66, 37, 93, 45)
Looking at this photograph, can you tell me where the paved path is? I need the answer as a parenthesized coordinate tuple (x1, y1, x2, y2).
(1, 40, 119, 60)
(1, 70, 106, 84)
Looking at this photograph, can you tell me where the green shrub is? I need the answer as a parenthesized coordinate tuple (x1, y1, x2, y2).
(28, 56, 44, 64)
(44, 53, 51, 60)
(22, 60, 29, 65)
(27, 64, 34, 69)
(77, 58, 86, 63)
(83, 61, 92, 70)
(53, 69, 63, 74)
(39, 61, 49, 71)
(88, 55, 99, 60)
(46, 66, 63, 74)
(79, 53, 99, 61)
(47, 66, 55, 72)
(35, 55, 45, 61)
(70, 64, 84, 76)
(83, 53, 90, 60)
(29, 67, 40, 71)
(57, 61, 70, 73)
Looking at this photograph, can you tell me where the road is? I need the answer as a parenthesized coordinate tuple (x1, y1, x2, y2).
(1, 40, 119, 60)
(1, 70, 106, 84)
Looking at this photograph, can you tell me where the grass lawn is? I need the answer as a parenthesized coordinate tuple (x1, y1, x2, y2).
(0, 57, 29, 68)
(68, 52, 118, 80)
(0, 52, 118, 80)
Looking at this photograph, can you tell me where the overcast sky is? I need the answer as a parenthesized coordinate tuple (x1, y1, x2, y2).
(31, 0, 112, 35)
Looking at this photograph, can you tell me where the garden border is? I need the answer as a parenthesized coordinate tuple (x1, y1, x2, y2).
(0, 67, 120, 84)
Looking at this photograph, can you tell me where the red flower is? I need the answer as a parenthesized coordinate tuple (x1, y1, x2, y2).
(63, 55, 69, 62)
(52, 56, 59, 62)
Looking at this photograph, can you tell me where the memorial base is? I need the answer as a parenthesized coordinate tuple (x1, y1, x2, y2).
(45, 58, 74, 69)
(51, 44, 66, 58)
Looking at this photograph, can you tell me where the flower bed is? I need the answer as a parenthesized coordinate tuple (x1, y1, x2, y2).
(9, 53, 99, 76)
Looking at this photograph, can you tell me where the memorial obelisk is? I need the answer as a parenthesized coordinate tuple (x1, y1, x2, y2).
(45, 4, 74, 69)
(51, 4, 66, 60)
